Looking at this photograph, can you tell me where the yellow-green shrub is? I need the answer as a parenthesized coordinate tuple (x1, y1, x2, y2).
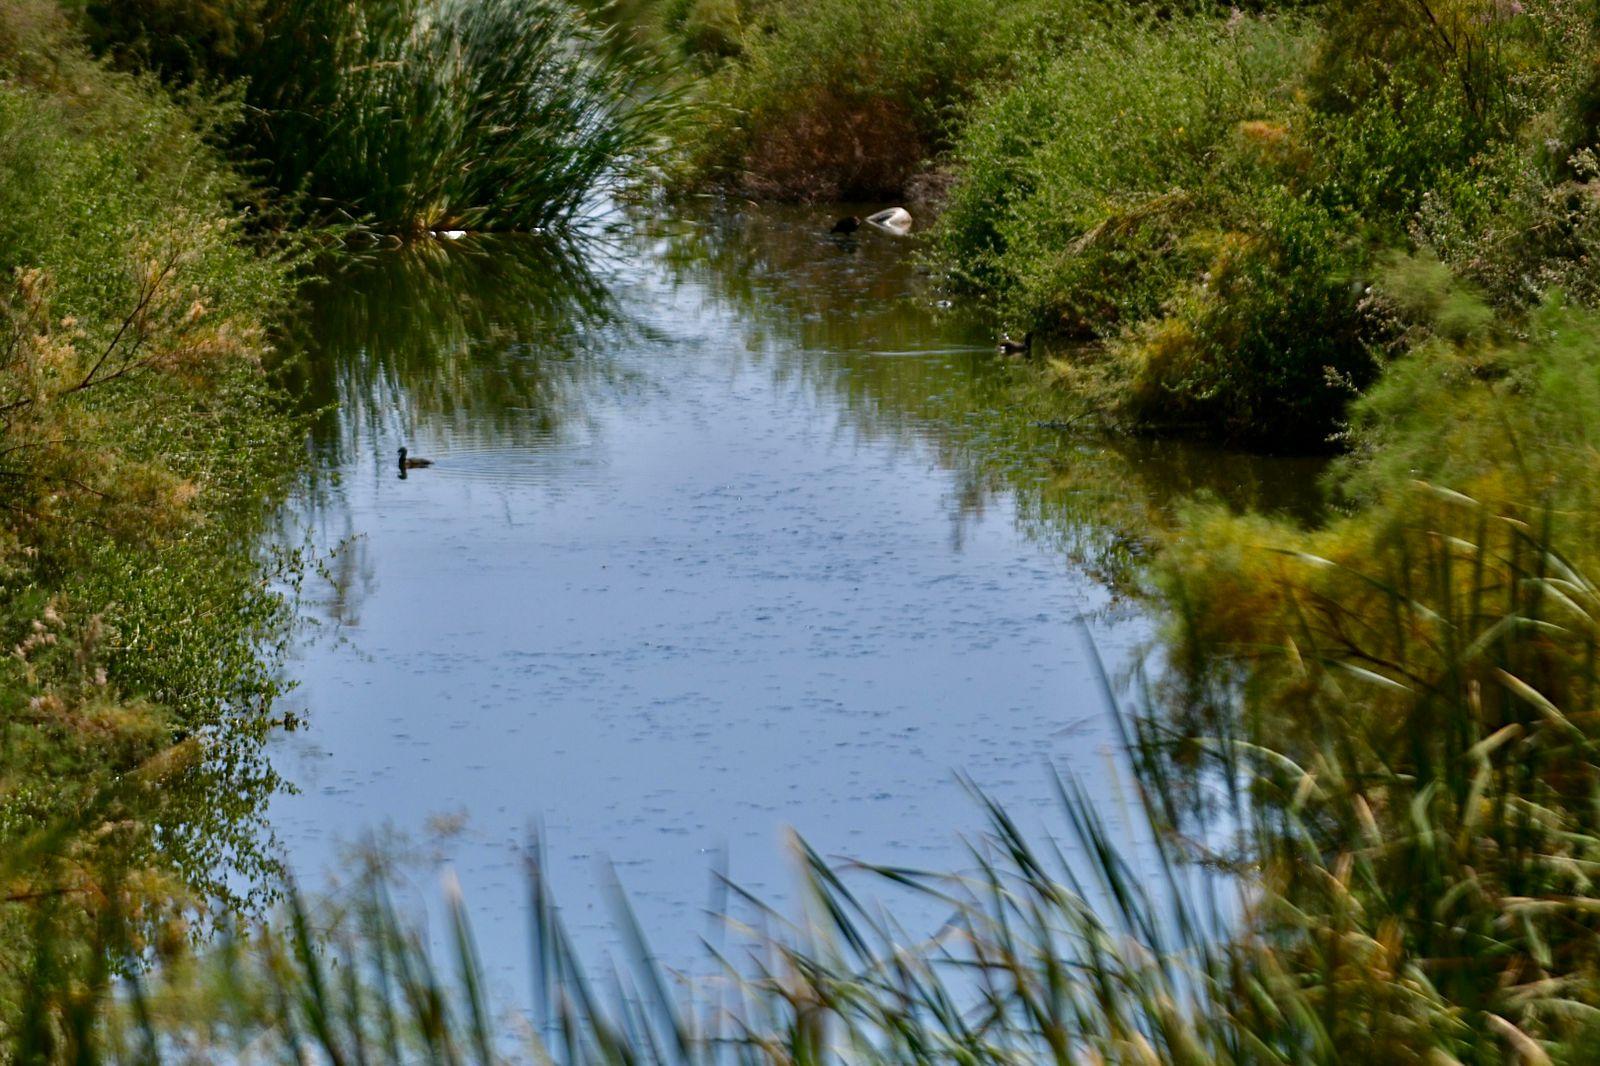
(932, 14, 1313, 334)
(0, 4, 302, 1038)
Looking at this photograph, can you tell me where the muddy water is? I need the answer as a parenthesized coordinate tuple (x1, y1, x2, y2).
(272, 206, 1322, 986)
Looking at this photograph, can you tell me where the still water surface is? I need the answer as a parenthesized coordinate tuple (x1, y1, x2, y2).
(271, 207, 1320, 985)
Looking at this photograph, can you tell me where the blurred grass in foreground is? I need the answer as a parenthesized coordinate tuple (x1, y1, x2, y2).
(26, 487, 1600, 1062)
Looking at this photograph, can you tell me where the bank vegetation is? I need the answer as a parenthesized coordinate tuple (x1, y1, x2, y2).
(15, 0, 1600, 1062)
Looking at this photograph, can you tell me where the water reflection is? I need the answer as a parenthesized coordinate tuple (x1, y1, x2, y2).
(278, 234, 636, 627)
(644, 207, 1325, 584)
(285, 233, 627, 467)
(271, 205, 1323, 987)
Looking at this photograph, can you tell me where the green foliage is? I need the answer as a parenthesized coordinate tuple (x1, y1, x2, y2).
(930, 12, 1389, 446)
(1310, 0, 1557, 136)
(1416, 140, 1600, 309)
(1142, 268, 1600, 1061)
(1309, 0, 1600, 301)
(256, 0, 674, 233)
(1161, 490, 1600, 1060)
(0, 1, 304, 1041)
(671, 0, 1083, 199)
(933, 14, 1310, 334)
(1337, 285, 1600, 521)
(1308, 78, 1489, 223)
(1118, 190, 1378, 446)
(78, 0, 264, 84)
(664, 0, 743, 64)
(1368, 250, 1496, 343)
(84, 0, 679, 235)
(927, 0, 1600, 448)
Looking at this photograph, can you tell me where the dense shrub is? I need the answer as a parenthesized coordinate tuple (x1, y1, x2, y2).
(661, 0, 744, 64)
(0, 2, 302, 1037)
(1117, 191, 1378, 446)
(933, 15, 1311, 335)
(672, 0, 1081, 199)
(1305, 0, 1600, 291)
(929, 0, 1600, 447)
(928, 13, 1389, 447)
(80, 0, 264, 83)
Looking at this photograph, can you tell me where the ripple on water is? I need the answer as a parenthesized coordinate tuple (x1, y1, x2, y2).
(405, 444, 608, 486)
(855, 346, 994, 358)
(273, 206, 1320, 993)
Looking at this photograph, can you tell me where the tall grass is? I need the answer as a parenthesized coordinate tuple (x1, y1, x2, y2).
(41, 497, 1600, 1062)
(98, 0, 681, 235)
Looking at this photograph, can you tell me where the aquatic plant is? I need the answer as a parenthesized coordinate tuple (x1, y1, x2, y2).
(242, 0, 679, 234)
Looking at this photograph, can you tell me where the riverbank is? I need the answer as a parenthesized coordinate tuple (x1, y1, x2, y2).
(0, 1, 307, 1043)
(15, 0, 1600, 1062)
(659, 25, 1600, 1055)
(665, 0, 1600, 450)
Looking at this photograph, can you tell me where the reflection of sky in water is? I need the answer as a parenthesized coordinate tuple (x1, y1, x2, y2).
(270, 208, 1315, 1001)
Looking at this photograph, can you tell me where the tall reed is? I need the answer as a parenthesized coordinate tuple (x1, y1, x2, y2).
(234, 0, 677, 234)
(37, 485, 1600, 1063)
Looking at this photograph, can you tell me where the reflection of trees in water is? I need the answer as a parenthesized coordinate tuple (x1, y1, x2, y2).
(275, 234, 633, 628)
(1015, 435, 1328, 592)
(645, 207, 1326, 590)
(276, 211, 1326, 621)
(302, 521, 375, 632)
(283, 234, 629, 467)
(643, 207, 1022, 547)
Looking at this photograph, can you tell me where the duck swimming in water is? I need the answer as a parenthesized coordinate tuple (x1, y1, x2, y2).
(398, 447, 433, 471)
(830, 215, 862, 235)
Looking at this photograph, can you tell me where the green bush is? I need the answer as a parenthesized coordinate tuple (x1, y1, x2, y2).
(1306, 0, 1600, 301)
(1145, 285, 1600, 1060)
(1117, 190, 1378, 447)
(1308, 78, 1489, 224)
(0, 2, 302, 1037)
(673, 0, 1082, 199)
(1415, 141, 1600, 311)
(933, 14, 1311, 336)
(932, 1, 1600, 447)
(663, 0, 743, 64)
(79, 0, 264, 84)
